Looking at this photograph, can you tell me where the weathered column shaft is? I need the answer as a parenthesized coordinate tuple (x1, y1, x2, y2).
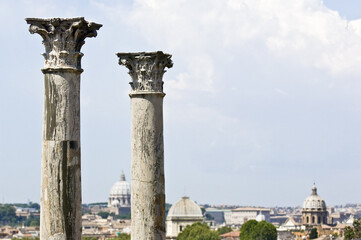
(26, 18, 101, 240)
(117, 52, 173, 240)
(41, 71, 81, 240)
(131, 95, 165, 238)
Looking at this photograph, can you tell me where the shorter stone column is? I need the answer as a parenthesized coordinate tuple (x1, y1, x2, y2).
(117, 51, 173, 240)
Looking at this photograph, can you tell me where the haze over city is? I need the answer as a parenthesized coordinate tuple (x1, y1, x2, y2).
(1, 0, 361, 207)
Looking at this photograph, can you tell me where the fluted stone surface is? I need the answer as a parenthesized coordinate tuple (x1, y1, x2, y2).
(117, 52, 173, 240)
(26, 17, 101, 240)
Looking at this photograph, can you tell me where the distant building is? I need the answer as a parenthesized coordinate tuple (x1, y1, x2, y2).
(345, 214, 355, 226)
(301, 184, 330, 225)
(166, 196, 204, 240)
(81, 214, 131, 239)
(330, 211, 351, 224)
(270, 215, 289, 226)
(225, 207, 271, 226)
(278, 217, 303, 231)
(205, 208, 226, 225)
(107, 172, 131, 215)
(15, 207, 39, 218)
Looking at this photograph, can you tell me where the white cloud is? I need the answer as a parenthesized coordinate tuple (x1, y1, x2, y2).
(95, 0, 361, 83)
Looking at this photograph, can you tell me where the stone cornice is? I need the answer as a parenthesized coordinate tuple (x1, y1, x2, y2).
(26, 17, 102, 72)
(117, 51, 173, 94)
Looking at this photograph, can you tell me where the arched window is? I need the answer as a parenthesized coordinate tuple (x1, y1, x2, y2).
(306, 216, 309, 223)
(318, 216, 321, 224)
(179, 225, 183, 232)
(312, 216, 315, 223)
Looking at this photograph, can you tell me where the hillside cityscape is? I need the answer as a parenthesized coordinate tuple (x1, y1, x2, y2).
(1, 173, 360, 240)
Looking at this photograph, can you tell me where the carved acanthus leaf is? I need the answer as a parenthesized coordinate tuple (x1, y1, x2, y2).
(26, 17, 102, 71)
(117, 51, 173, 93)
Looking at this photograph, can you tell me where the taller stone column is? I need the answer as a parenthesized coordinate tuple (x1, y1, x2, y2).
(25, 18, 102, 240)
(117, 52, 173, 240)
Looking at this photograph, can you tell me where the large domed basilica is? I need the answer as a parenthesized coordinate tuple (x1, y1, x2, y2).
(301, 184, 329, 225)
(107, 172, 131, 215)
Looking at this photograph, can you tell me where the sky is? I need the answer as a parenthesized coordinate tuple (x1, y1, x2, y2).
(1, 0, 361, 207)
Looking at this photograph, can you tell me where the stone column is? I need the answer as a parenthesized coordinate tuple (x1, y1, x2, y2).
(25, 18, 101, 240)
(117, 52, 173, 240)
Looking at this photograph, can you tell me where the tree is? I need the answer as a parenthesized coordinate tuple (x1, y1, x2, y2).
(354, 217, 361, 238)
(239, 220, 259, 240)
(24, 214, 40, 227)
(345, 226, 355, 240)
(177, 222, 220, 240)
(344, 218, 361, 240)
(97, 211, 110, 219)
(29, 202, 40, 210)
(13, 238, 39, 240)
(110, 212, 131, 220)
(309, 228, 318, 239)
(217, 226, 233, 235)
(108, 233, 131, 240)
(239, 220, 277, 240)
(82, 237, 98, 240)
(253, 221, 277, 240)
(14, 202, 40, 210)
(0, 204, 21, 226)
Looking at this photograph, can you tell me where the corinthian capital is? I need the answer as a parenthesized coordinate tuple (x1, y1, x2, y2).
(26, 17, 102, 72)
(117, 51, 173, 94)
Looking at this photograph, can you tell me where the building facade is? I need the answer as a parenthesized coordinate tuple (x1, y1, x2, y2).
(166, 196, 204, 239)
(225, 207, 271, 226)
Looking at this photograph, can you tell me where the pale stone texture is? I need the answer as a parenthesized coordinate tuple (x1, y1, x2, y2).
(26, 17, 101, 240)
(117, 52, 173, 240)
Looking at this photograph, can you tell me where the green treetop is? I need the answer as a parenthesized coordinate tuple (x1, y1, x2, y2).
(177, 222, 220, 240)
(217, 226, 233, 235)
(344, 217, 361, 240)
(309, 228, 318, 239)
(239, 220, 277, 240)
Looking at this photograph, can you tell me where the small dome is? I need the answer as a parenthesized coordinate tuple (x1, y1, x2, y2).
(303, 184, 326, 210)
(167, 196, 203, 219)
(256, 213, 266, 222)
(109, 173, 131, 196)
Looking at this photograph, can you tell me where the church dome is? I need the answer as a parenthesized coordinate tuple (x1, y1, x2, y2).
(109, 173, 131, 196)
(303, 184, 326, 210)
(167, 196, 203, 219)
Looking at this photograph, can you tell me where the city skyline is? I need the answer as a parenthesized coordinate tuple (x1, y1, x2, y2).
(1, 0, 361, 207)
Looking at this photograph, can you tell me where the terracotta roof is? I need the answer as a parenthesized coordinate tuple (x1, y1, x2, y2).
(220, 231, 240, 237)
